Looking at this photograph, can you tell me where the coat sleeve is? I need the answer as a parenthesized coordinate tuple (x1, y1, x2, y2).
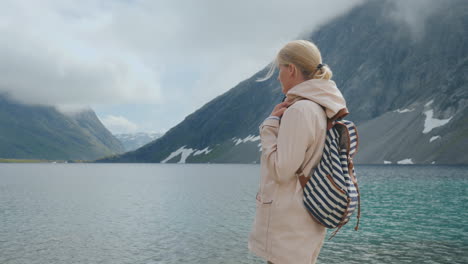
(260, 107, 315, 184)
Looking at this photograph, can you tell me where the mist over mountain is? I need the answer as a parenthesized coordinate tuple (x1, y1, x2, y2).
(100, 0, 468, 165)
(0, 94, 124, 160)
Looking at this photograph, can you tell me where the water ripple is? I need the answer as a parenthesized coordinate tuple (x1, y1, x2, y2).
(0, 164, 466, 264)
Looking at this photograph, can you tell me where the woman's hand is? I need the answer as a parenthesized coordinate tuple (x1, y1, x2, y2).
(270, 101, 292, 117)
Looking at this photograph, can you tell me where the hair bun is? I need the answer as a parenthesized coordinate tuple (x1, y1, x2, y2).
(317, 63, 326, 69)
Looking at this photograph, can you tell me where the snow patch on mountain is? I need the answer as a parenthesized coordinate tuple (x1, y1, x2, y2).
(425, 100, 434, 107)
(430, 136, 441, 142)
(397, 158, 413, 164)
(161, 145, 214, 163)
(394, 108, 414, 113)
(232, 135, 260, 146)
(423, 110, 452, 134)
(161, 146, 194, 163)
(193, 147, 212, 156)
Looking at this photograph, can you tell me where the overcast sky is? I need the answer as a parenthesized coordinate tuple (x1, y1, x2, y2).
(0, 0, 438, 134)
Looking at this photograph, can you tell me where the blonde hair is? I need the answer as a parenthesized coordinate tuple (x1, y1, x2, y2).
(257, 40, 333, 82)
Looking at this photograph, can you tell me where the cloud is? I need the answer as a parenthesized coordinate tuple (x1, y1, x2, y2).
(0, 31, 161, 107)
(91, 0, 365, 106)
(0, 0, 364, 130)
(0, 0, 160, 107)
(99, 115, 139, 134)
(389, 0, 445, 39)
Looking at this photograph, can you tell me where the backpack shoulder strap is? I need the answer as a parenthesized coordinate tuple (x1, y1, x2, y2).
(334, 120, 359, 157)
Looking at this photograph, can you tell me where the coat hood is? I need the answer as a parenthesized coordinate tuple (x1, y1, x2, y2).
(286, 79, 348, 121)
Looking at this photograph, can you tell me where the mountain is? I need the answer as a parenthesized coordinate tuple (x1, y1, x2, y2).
(100, 0, 468, 165)
(0, 94, 124, 160)
(114, 132, 163, 152)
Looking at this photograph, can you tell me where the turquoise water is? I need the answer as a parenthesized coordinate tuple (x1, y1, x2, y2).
(318, 165, 468, 264)
(0, 164, 467, 264)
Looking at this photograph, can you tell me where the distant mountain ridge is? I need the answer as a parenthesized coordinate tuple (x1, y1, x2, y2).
(100, 0, 468, 165)
(114, 132, 163, 151)
(0, 94, 124, 160)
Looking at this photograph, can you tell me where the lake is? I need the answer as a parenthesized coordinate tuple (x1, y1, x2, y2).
(0, 164, 467, 264)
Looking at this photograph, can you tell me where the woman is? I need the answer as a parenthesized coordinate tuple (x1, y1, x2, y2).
(248, 40, 348, 264)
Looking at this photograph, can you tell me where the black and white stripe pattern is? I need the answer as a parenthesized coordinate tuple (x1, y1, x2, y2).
(303, 120, 359, 229)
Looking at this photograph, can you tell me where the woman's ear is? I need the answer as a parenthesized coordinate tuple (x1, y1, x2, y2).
(288, 64, 296, 76)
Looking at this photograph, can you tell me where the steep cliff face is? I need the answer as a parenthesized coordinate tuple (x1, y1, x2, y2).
(314, 0, 467, 124)
(308, 0, 468, 164)
(0, 95, 124, 160)
(101, 0, 468, 164)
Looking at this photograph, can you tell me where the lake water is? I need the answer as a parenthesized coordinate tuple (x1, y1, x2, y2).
(0, 164, 467, 264)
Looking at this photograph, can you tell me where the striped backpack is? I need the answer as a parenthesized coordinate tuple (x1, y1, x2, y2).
(297, 119, 361, 239)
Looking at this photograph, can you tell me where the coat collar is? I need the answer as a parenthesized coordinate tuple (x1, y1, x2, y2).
(285, 79, 349, 121)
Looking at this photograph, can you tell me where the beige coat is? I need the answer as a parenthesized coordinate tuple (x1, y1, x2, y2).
(248, 79, 348, 264)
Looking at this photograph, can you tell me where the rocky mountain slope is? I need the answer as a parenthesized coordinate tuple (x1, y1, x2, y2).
(100, 0, 468, 165)
(0, 95, 124, 160)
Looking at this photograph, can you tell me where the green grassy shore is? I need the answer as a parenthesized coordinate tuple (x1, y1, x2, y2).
(0, 159, 85, 163)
